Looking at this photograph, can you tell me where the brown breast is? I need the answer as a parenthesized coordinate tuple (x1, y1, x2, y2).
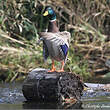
(48, 20, 59, 33)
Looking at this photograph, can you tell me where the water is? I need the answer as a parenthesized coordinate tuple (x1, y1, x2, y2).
(0, 83, 25, 109)
(0, 82, 110, 109)
(82, 91, 110, 109)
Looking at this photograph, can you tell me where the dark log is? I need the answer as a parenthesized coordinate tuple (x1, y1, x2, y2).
(22, 68, 84, 103)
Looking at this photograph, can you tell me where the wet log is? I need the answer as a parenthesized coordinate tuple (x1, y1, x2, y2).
(22, 68, 84, 103)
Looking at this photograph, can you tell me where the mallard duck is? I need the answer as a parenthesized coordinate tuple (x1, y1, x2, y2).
(39, 7, 71, 72)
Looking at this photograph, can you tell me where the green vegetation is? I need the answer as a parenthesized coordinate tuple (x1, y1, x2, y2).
(0, 0, 110, 82)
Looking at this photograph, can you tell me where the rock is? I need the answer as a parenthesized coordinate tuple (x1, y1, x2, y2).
(22, 68, 84, 103)
(84, 83, 110, 92)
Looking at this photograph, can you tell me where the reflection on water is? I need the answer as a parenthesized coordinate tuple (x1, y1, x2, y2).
(23, 101, 82, 109)
(0, 82, 82, 109)
(82, 97, 110, 109)
(82, 91, 110, 109)
(0, 82, 110, 109)
(23, 101, 58, 109)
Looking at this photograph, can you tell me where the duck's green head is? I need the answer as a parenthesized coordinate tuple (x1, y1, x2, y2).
(43, 7, 56, 21)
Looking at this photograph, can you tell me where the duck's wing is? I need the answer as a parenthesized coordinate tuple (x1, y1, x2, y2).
(38, 32, 50, 61)
(39, 32, 55, 39)
(39, 32, 71, 61)
(56, 31, 71, 39)
(39, 31, 71, 45)
(55, 31, 71, 47)
(43, 41, 49, 61)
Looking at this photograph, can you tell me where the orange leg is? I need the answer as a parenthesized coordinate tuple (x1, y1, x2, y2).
(48, 60, 56, 72)
(57, 61, 64, 72)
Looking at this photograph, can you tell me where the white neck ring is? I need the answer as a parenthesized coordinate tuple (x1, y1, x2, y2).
(49, 19, 56, 22)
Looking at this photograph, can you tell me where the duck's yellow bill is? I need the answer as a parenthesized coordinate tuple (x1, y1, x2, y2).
(43, 11, 49, 16)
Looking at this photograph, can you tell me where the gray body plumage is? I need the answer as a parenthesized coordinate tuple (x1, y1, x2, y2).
(39, 31, 71, 62)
